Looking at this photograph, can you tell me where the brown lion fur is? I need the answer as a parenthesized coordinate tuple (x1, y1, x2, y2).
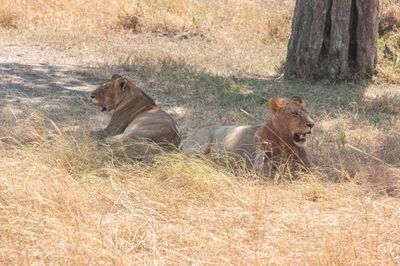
(181, 96, 314, 176)
(254, 96, 314, 175)
(90, 74, 181, 150)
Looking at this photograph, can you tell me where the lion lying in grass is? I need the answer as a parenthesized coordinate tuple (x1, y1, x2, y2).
(181, 96, 315, 176)
(90, 74, 181, 150)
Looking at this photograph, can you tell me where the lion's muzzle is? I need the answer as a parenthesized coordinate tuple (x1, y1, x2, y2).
(91, 95, 107, 112)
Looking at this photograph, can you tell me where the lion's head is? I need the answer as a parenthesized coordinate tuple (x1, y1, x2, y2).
(90, 74, 129, 112)
(267, 96, 314, 147)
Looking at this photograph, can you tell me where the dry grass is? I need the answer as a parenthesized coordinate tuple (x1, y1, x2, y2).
(0, 0, 17, 28)
(1, 0, 400, 264)
(0, 0, 293, 76)
(2, 0, 396, 80)
(0, 113, 400, 264)
(380, 0, 400, 36)
(2, 0, 293, 41)
(377, 32, 400, 84)
(378, 0, 400, 83)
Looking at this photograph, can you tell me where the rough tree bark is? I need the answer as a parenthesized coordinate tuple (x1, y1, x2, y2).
(284, 0, 379, 80)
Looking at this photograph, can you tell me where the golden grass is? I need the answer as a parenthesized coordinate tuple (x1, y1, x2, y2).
(3, 0, 293, 41)
(2, 0, 396, 80)
(0, 117, 399, 264)
(377, 0, 400, 83)
(377, 31, 400, 84)
(0, 0, 17, 28)
(0, 0, 400, 264)
(379, 0, 400, 36)
(0, 0, 292, 45)
(0, 0, 293, 76)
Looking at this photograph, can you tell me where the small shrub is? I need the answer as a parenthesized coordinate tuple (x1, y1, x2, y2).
(116, 14, 140, 32)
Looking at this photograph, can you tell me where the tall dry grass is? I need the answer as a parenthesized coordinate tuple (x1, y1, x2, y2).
(0, 0, 17, 28)
(1, 0, 293, 41)
(0, 0, 294, 76)
(0, 0, 400, 264)
(0, 112, 399, 264)
(377, 0, 400, 83)
(2, 0, 397, 80)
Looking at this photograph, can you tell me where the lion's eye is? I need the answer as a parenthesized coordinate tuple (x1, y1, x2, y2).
(293, 111, 300, 116)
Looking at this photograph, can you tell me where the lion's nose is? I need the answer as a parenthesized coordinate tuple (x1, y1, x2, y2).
(90, 94, 95, 99)
(307, 121, 314, 128)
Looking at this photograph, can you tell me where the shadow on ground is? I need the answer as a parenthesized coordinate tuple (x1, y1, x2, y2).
(0, 62, 103, 126)
(0, 59, 376, 132)
(106, 57, 370, 132)
(1, 56, 399, 195)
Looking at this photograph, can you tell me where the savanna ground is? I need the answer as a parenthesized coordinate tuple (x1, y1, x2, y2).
(0, 0, 400, 264)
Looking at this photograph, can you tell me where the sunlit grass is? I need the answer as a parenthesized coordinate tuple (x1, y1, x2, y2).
(0, 0, 399, 264)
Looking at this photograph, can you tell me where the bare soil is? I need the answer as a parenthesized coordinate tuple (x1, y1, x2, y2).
(0, 40, 186, 134)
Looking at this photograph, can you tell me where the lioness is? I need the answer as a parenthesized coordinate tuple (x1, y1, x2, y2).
(181, 96, 314, 175)
(90, 74, 181, 148)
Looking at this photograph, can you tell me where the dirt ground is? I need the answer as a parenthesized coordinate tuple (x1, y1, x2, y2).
(0, 40, 188, 137)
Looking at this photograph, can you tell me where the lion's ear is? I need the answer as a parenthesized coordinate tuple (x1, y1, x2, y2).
(115, 78, 128, 91)
(269, 98, 286, 114)
(291, 96, 304, 105)
(121, 78, 128, 91)
(111, 74, 122, 80)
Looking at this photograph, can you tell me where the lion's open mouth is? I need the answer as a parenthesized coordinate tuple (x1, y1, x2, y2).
(93, 100, 107, 112)
(97, 104, 107, 112)
(293, 132, 309, 143)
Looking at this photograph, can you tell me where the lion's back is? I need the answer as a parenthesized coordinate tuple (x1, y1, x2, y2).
(182, 125, 259, 157)
(123, 108, 181, 146)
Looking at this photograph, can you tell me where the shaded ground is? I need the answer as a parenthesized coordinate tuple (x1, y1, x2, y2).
(0, 42, 190, 133)
(0, 41, 371, 134)
(0, 42, 105, 130)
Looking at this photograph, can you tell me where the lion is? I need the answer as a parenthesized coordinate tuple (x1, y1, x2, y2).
(90, 74, 181, 150)
(181, 96, 314, 176)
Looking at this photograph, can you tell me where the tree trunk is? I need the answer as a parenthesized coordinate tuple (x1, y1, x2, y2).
(284, 0, 379, 80)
